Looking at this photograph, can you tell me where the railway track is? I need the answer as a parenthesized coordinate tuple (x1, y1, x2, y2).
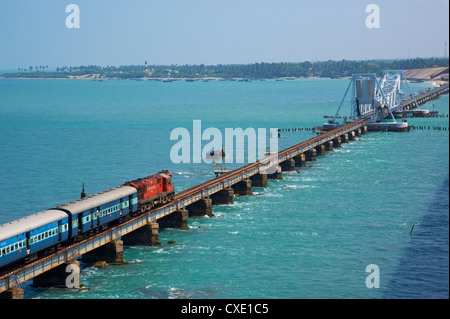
(173, 118, 369, 203)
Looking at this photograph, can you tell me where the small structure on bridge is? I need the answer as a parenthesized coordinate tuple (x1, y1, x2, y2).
(324, 70, 424, 132)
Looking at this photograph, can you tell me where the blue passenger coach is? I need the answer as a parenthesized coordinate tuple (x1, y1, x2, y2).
(0, 210, 70, 268)
(54, 186, 138, 238)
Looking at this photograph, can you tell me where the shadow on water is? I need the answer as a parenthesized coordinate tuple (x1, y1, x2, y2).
(384, 173, 449, 299)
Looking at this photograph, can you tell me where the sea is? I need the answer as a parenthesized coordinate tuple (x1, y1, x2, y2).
(0, 76, 448, 299)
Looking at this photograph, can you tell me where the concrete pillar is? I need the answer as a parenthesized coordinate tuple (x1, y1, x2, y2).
(82, 240, 124, 265)
(314, 144, 325, 156)
(187, 198, 213, 217)
(361, 126, 368, 135)
(355, 128, 361, 137)
(324, 141, 333, 151)
(0, 288, 24, 299)
(267, 166, 283, 179)
(33, 260, 80, 288)
(232, 179, 253, 196)
(210, 187, 234, 205)
(158, 209, 189, 229)
(293, 153, 306, 167)
(250, 173, 268, 187)
(305, 149, 316, 161)
(332, 137, 341, 148)
(348, 130, 356, 141)
(122, 223, 160, 246)
(340, 133, 349, 143)
(280, 158, 295, 171)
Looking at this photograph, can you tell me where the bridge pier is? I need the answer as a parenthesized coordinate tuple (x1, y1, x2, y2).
(210, 187, 234, 205)
(0, 288, 24, 299)
(250, 173, 268, 187)
(293, 153, 306, 167)
(348, 131, 356, 141)
(361, 126, 367, 135)
(82, 240, 124, 265)
(340, 133, 349, 143)
(305, 149, 316, 161)
(158, 209, 189, 229)
(33, 260, 80, 288)
(122, 222, 160, 246)
(267, 166, 283, 179)
(280, 158, 295, 171)
(355, 128, 362, 137)
(332, 137, 341, 148)
(324, 141, 333, 151)
(315, 144, 326, 156)
(232, 179, 253, 196)
(187, 198, 213, 217)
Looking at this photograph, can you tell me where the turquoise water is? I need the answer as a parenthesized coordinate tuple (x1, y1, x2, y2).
(0, 78, 448, 299)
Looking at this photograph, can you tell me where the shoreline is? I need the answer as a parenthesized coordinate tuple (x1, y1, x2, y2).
(0, 75, 324, 81)
(0, 75, 446, 85)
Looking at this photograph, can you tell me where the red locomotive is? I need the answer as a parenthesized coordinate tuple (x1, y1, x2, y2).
(124, 170, 175, 214)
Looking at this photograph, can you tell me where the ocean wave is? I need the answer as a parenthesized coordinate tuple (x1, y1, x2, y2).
(283, 185, 298, 189)
(173, 171, 193, 175)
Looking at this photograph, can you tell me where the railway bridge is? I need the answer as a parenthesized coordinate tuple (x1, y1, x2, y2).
(1, 80, 448, 299)
(0, 118, 368, 297)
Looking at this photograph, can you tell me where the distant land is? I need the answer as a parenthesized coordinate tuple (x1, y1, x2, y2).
(1, 57, 448, 82)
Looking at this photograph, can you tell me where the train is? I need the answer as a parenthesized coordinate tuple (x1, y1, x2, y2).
(0, 171, 175, 270)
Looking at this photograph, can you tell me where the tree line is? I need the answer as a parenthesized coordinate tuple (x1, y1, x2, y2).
(4, 57, 449, 79)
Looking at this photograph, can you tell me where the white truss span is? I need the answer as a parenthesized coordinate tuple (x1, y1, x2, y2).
(330, 70, 419, 124)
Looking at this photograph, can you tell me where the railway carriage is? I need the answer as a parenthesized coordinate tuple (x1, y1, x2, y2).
(54, 185, 138, 238)
(0, 209, 70, 268)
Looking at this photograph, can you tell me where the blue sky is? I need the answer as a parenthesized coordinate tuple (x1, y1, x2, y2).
(0, 0, 448, 69)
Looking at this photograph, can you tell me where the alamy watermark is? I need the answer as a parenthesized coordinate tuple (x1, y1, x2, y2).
(65, 263, 80, 289)
(365, 264, 380, 288)
(365, 4, 380, 29)
(170, 120, 279, 173)
(65, 4, 80, 29)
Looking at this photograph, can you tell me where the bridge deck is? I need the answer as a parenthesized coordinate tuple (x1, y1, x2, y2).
(403, 84, 449, 109)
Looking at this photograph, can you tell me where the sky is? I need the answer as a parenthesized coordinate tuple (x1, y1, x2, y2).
(0, 0, 448, 69)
